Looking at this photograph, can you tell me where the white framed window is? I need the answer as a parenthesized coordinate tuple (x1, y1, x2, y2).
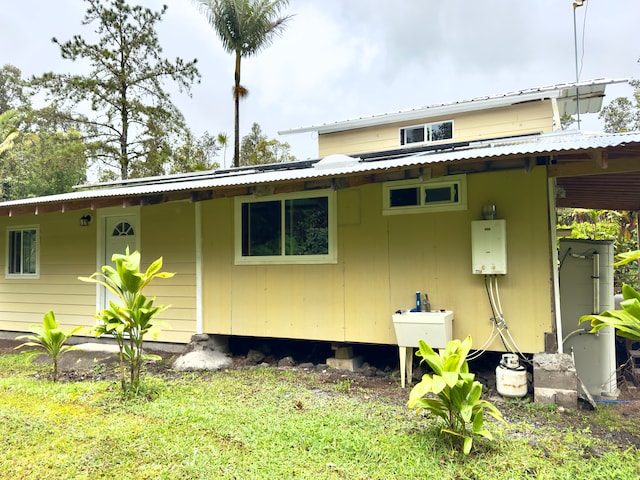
(399, 120, 453, 146)
(382, 175, 467, 215)
(6, 225, 39, 278)
(235, 190, 337, 265)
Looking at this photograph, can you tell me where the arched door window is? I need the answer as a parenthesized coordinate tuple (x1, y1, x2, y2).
(103, 216, 139, 310)
(112, 222, 135, 237)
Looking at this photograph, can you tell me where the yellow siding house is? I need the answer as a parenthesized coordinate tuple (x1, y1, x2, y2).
(0, 79, 639, 365)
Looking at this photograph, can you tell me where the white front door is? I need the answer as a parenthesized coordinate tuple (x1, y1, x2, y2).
(101, 213, 139, 310)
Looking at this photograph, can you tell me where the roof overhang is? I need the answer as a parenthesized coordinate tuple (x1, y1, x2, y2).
(1, 131, 640, 216)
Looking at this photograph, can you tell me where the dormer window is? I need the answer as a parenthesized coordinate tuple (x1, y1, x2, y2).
(399, 120, 453, 146)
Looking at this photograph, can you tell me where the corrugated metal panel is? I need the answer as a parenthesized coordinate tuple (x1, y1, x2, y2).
(1, 131, 639, 209)
(558, 83, 609, 116)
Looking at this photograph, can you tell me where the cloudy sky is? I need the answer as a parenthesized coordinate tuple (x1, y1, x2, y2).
(3, 1, 640, 165)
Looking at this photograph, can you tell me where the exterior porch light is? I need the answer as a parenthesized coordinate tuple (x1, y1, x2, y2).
(80, 214, 92, 227)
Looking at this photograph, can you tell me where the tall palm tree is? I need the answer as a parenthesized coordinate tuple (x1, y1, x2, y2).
(193, 0, 292, 168)
(217, 131, 229, 168)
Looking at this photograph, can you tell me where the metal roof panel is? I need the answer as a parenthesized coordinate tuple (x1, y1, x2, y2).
(1, 130, 640, 210)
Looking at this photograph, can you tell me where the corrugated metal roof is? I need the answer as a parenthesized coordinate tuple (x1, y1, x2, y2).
(1, 130, 639, 211)
(279, 79, 627, 135)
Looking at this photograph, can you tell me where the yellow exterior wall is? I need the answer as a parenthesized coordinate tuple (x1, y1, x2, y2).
(0, 203, 197, 344)
(200, 197, 234, 335)
(0, 170, 552, 353)
(318, 100, 554, 157)
(383, 168, 552, 353)
(139, 202, 197, 343)
(201, 197, 346, 340)
(201, 167, 553, 353)
(0, 211, 97, 333)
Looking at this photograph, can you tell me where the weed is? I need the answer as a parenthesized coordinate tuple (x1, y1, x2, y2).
(92, 361, 106, 376)
(334, 378, 352, 393)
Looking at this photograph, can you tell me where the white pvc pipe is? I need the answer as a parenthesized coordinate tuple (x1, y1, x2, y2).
(592, 252, 600, 314)
(548, 177, 564, 353)
(494, 275, 504, 317)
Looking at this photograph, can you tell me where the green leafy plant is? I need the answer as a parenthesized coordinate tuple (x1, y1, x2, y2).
(334, 378, 352, 393)
(407, 336, 505, 455)
(79, 248, 174, 394)
(14, 310, 83, 381)
(580, 283, 640, 341)
(0, 110, 19, 154)
(580, 250, 640, 341)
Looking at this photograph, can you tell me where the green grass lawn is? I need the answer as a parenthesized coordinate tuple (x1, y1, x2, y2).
(0, 353, 638, 479)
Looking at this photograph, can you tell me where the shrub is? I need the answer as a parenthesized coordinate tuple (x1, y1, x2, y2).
(15, 310, 82, 381)
(407, 336, 505, 454)
(79, 248, 174, 394)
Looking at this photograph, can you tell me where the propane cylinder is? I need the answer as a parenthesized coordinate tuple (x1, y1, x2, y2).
(496, 354, 528, 398)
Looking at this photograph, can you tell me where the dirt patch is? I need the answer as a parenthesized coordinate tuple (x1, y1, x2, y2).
(3, 337, 640, 450)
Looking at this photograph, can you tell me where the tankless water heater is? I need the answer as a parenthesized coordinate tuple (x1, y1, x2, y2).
(471, 219, 507, 275)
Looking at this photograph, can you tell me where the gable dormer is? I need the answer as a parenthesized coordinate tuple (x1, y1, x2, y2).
(280, 79, 623, 158)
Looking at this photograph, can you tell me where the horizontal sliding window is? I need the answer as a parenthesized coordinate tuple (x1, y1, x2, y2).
(400, 120, 453, 146)
(383, 175, 467, 215)
(235, 190, 336, 264)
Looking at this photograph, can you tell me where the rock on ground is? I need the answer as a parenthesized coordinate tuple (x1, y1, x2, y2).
(172, 350, 233, 371)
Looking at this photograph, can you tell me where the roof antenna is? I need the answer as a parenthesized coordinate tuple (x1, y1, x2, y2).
(573, 0, 586, 130)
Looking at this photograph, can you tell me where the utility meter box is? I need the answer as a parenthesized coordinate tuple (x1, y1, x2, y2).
(472, 219, 507, 274)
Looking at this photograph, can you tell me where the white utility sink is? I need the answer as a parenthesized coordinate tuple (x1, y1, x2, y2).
(392, 310, 454, 388)
(392, 310, 453, 348)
